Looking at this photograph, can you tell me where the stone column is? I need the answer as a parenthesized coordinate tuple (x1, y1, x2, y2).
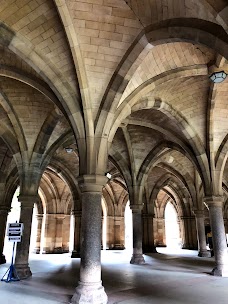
(42, 214, 55, 253)
(0, 205, 10, 264)
(205, 196, 228, 276)
(156, 217, 166, 247)
(34, 214, 43, 254)
(71, 175, 108, 304)
(112, 216, 125, 250)
(130, 205, 145, 264)
(101, 215, 104, 249)
(62, 214, 71, 253)
(15, 195, 37, 279)
(142, 213, 157, 253)
(106, 215, 114, 249)
(71, 210, 81, 258)
(181, 216, 197, 249)
(53, 214, 65, 253)
(193, 210, 210, 257)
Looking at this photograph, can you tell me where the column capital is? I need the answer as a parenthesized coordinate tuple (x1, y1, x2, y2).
(77, 175, 108, 193)
(192, 209, 204, 218)
(18, 194, 39, 207)
(55, 214, 66, 220)
(204, 195, 224, 208)
(130, 204, 143, 213)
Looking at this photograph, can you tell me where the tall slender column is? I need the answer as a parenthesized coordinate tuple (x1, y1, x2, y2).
(34, 214, 43, 254)
(193, 210, 210, 257)
(130, 205, 145, 264)
(142, 213, 157, 253)
(71, 210, 81, 258)
(0, 205, 10, 264)
(205, 196, 228, 276)
(15, 195, 37, 279)
(71, 175, 108, 304)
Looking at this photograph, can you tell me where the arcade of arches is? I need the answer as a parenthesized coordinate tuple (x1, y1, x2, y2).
(0, 0, 228, 303)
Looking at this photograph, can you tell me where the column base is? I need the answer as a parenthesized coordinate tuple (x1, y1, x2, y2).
(198, 250, 211, 257)
(130, 254, 145, 264)
(211, 265, 228, 277)
(71, 250, 80, 258)
(15, 264, 32, 279)
(111, 244, 125, 250)
(0, 254, 6, 264)
(71, 281, 108, 304)
(53, 247, 69, 254)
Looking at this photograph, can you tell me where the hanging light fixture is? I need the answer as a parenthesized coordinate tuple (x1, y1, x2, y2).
(209, 71, 227, 83)
(105, 172, 112, 179)
(65, 147, 73, 153)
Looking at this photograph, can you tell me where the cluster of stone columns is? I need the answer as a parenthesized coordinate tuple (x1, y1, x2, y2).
(1, 179, 228, 304)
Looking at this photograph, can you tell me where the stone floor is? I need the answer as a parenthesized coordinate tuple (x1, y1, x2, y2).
(1, 248, 228, 304)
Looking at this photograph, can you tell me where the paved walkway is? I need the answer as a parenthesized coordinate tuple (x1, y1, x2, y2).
(0, 248, 228, 304)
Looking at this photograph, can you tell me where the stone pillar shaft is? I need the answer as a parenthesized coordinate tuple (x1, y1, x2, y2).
(205, 196, 228, 276)
(142, 214, 157, 253)
(194, 210, 210, 257)
(80, 192, 102, 282)
(71, 211, 81, 258)
(181, 216, 197, 249)
(107, 215, 125, 250)
(34, 214, 43, 254)
(0, 206, 9, 264)
(155, 217, 166, 247)
(130, 205, 145, 264)
(54, 215, 65, 253)
(113, 216, 125, 249)
(15, 195, 37, 279)
(71, 175, 108, 304)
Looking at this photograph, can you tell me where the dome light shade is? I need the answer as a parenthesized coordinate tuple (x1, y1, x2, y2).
(65, 147, 73, 153)
(105, 172, 112, 179)
(209, 71, 227, 83)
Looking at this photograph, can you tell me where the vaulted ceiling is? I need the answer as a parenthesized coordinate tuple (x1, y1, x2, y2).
(0, 0, 227, 214)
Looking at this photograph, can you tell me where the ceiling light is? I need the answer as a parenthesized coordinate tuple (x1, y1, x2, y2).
(209, 71, 227, 83)
(65, 147, 73, 153)
(105, 172, 112, 179)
